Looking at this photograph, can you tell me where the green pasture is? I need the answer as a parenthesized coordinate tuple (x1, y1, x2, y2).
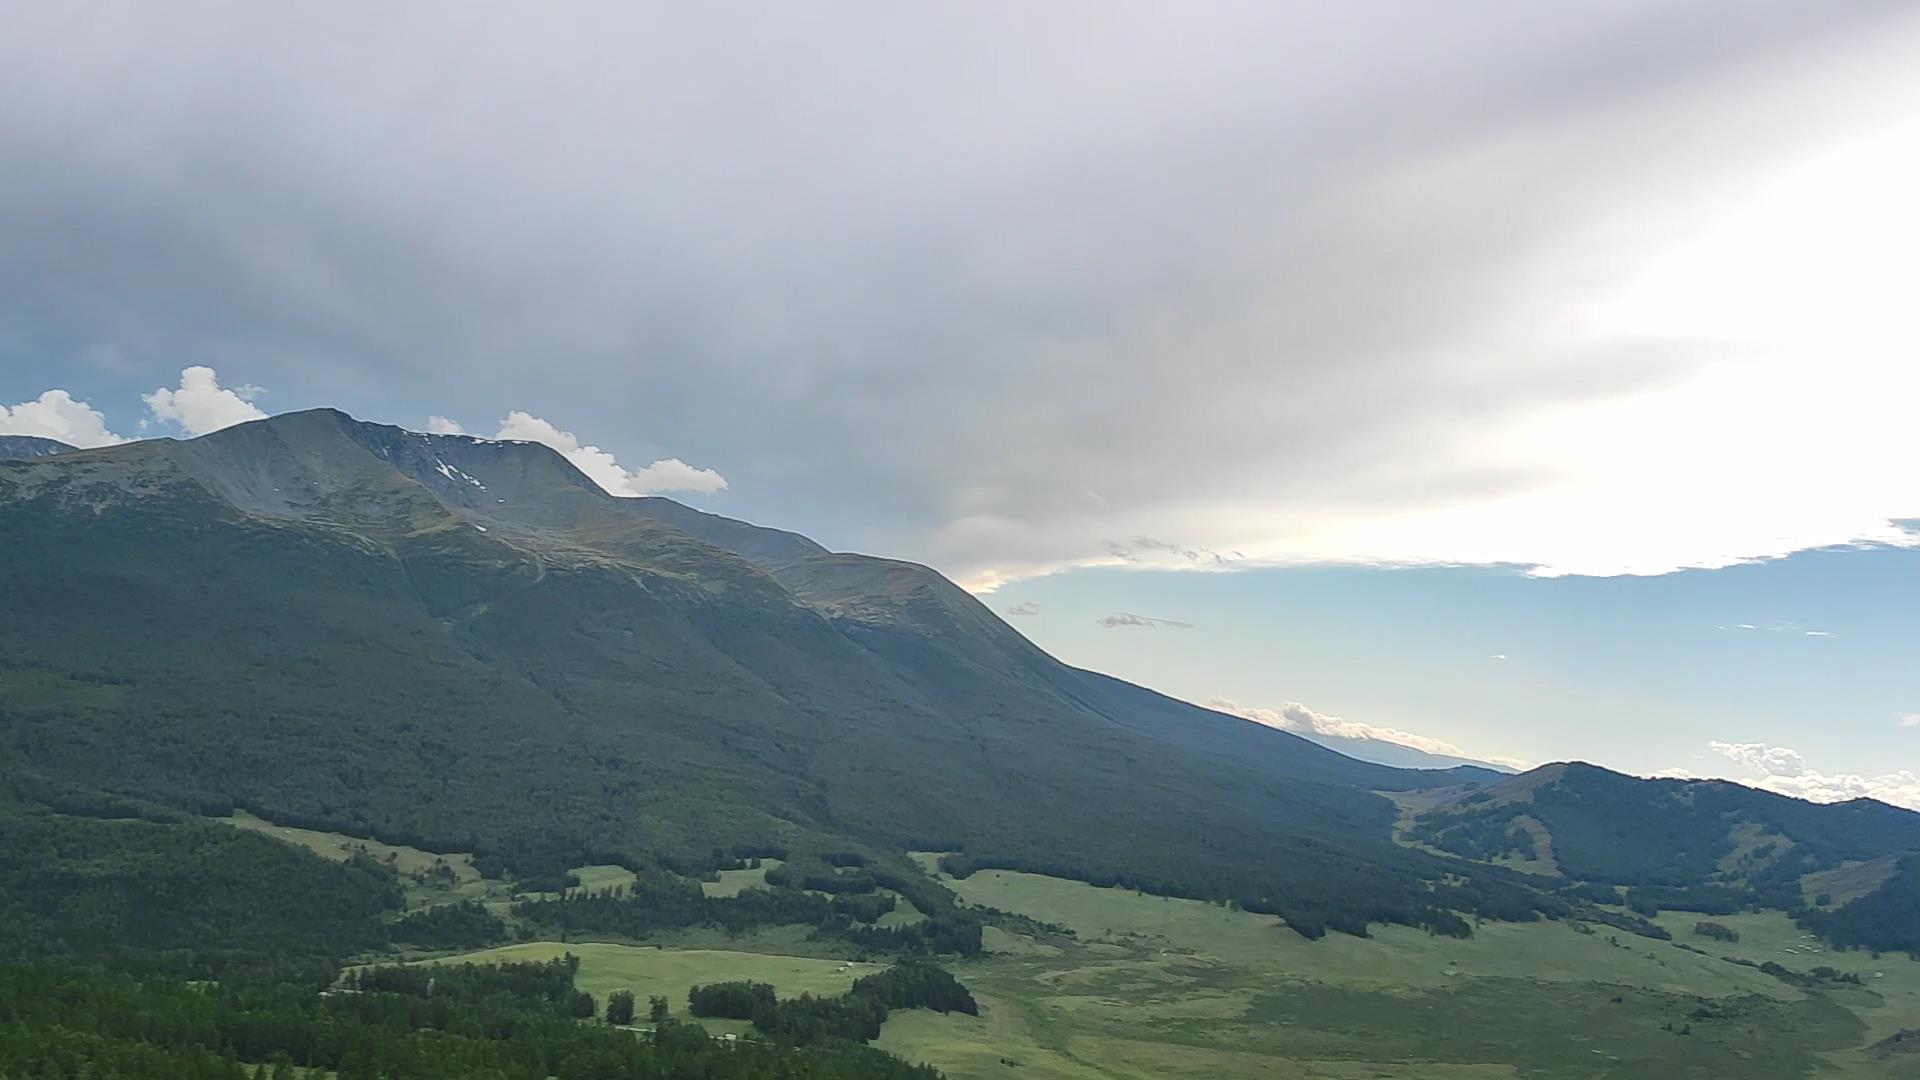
(425, 940, 884, 1019)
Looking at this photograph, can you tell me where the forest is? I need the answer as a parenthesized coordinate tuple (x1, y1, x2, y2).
(0, 796, 398, 975)
(0, 959, 945, 1080)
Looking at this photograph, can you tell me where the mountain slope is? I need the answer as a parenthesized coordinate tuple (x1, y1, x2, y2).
(0, 409, 1534, 938)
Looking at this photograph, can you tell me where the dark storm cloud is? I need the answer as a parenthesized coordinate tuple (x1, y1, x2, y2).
(2, 2, 1915, 586)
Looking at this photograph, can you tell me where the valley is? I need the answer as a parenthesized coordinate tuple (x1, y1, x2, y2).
(211, 809, 1917, 1078)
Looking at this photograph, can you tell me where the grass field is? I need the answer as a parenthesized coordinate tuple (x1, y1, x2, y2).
(1652, 909, 1920, 1075)
(865, 868, 1893, 1080)
(425, 940, 884, 1025)
(877, 892, 929, 928)
(567, 864, 638, 895)
(702, 858, 781, 897)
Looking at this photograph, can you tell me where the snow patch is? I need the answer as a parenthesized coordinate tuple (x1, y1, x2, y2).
(432, 459, 487, 490)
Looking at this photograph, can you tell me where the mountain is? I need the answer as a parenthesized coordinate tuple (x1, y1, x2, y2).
(1293, 731, 1516, 775)
(4, 408, 1915, 949)
(0, 409, 1531, 940)
(0, 434, 74, 460)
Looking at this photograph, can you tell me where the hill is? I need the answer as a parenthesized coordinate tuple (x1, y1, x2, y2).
(1411, 762, 1920, 932)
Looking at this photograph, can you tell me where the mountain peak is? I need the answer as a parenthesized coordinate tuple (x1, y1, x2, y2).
(0, 434, 77, 461)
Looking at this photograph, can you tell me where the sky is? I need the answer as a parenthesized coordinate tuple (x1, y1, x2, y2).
(2, 3, 1916, 806)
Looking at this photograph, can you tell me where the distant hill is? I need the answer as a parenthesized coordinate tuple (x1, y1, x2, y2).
(0, 434, 74, 460)
(1293, 732, 1516, 776)
(1411, 762, 1920, 939)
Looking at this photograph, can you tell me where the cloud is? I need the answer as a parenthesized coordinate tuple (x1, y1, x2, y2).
(424, 415, 467, 436)
(1716, 621, 1833, 637)
(142, 366, 267, 436)
(1210, 698, 1532, 771)
(1490, 653, 1509, 661)
(1102, 538, 1243, 571)
(491, 411, 726, 496)
(5, 7, 1920, 589)
(0, 389, 127, 447)
(1003, 602, 1039, 617)
(626, 458, 730, 495)
(1709, 741, 1808, 776)
(1901, 715, 1920, 729)
(1699, 740, 1920, 811)
(1095, 612, 1195, 629)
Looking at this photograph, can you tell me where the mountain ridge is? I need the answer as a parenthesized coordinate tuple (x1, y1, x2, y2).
(0, 434, 75, 460)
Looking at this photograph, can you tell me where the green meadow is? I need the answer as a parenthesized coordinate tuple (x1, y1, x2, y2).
(701, 858, 782, 897)
(869, 868, 1893, 1080)
(425, 940, 884, 1031)
(233, 822, 1914, 1078)
(1651, 910, 1920, 1074)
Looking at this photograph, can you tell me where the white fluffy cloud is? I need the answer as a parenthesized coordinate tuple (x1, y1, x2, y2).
(1695, 740, 1920, 811)
(424, 415, 467, 436)
(488, 411, 727, 497)
(142, 366, 267, 436)
(0, 389, 127, 447)
(626, 457, 730, 496)
(1210, 698, 1531, 771)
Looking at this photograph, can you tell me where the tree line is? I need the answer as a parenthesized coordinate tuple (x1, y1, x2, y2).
(0, 959, 946, 1080)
